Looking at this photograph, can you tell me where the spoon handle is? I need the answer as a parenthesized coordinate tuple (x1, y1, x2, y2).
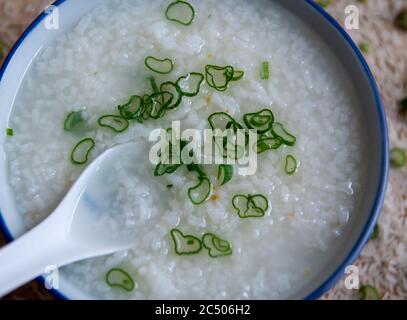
(0, 213, 75, 298)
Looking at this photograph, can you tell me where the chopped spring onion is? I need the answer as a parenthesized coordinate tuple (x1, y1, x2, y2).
(231, 70, 245, 81)
(147, 92, 174, 119)
(395, 9, 407, 31)
(205, 65, 234, 92)
(217, 164, 233, 186)
(260, 61, 270, 80)
(105, 268, 135, 292)
(154, 162, 182, 176)
(255, 137, 283, 154)
(202, 233, 233, 258)
(188, 177, 213, 205)
(6, 128, 13, 137)
(98, 115, 129, 133)
(160, 81, 183, 110)
(232, 194, 269, 219)
(165, 1, 196, 26)
(71, 138, 95, 165)
(359, 42, 370, 54)
(371, 224, 379, 240)
(187, 163, 207, 179)
(170, 229, 202, 255)
(285, 155, 298, 175)
(359, 285, 381, 300)
(208, 112, 236, 131)
(144, 56, 174, 74)
(400, 97, 407, 112)
(64, 111, 84, 131)
(176, 72, 204, 97)
(118, 95, 144, 121)
(271, 122, 296, 146)
(243, 109, 274, 133)
(390, 147, 406, 168)
(150, 77, 159, 94)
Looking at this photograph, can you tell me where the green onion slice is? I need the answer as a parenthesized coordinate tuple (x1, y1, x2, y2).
(205, 65, 234, 92)
(371, 224, 379, 240)
(255, 137, 283, 154)
(217, 164, 233, 186)
(243, 109, 274, 133)
(176, 72, 204, 97)
(208, 112, 236, 131)
(150, 77, 160, 94)
(165, 1, 196, 26)
(71, 138, 95, 165)
(202, 233, 233, 258)
(98, 115, 129, 133)
(154, 162, 182, 176)
(148, 92, 174, 119)
(260, 61, 270, 80)
(390, 147, 406, 168)
(160, 81, 183, 110)
(188, 177, 213, 205)
(64, 111, 84, 132)
(6, 128, 13, 136)
(271, 122, 296, 146)
(359, 285, 381, 300)
(105, 268, 135, 292)
(285, 155, 298, 175)
(232, 194, 269, 219)
(118, 95, 144, 121)
(144, 56, 174, 74)
(231, 70, 245, 81)
(187, 163, 207, 179)
(170, 229, 202, 255)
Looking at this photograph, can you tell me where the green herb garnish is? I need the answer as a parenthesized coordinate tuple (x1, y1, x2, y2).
(150, 77, 159, 94)
(105, 268, 135, 292)
(271, 122, 296, 146)
(217, 165, 233, 186)
(285, 155, 298, 175)
(170, 229, 202, 255)
(243, 109, 274, 133)
(395, 9, 407, 31)
(205, 65, 234, 92)
(359, 42, 370, 54)
(176, 72, 204, 97)
(371, 224, 379, 240)
(359, 285, 381, 300)
(64, 111, 84, 131)
(390, 147, 406, 168)
(147, 92, 174, 119)
(6, 128, 13, 137)
(165, 1, 196, 26)
(208, 112, 236, 131)
(144, 56, 174, 74)
(231, 70, 245, 81)
(202, 233, 232, 258)
(118, 95, 144, 121)
(188, 177, 213, 205)
(260, 61, 270, 80)
(160, 81, 183, 110)
(232, 194, 269, 219)
(71, 138, 95, 165)
(98, 115, 129, 133)
(255, 137, 283, 154)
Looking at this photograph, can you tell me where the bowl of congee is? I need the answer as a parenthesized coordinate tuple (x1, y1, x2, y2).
(0, 0, 388, 299)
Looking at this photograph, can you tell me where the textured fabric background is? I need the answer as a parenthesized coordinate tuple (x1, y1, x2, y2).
(0, 0, 406, 300)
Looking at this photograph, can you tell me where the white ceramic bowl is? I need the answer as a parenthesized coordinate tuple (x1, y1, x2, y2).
(0, 0, 389, 300)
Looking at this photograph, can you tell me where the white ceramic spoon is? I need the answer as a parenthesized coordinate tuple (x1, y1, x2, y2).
(0, 140, 160, 297)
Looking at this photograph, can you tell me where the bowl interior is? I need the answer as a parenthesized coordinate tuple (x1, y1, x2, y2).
(0, 0, 388, 300)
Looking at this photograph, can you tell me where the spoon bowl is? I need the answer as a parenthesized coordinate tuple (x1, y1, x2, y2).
(0, 139, 158, 297)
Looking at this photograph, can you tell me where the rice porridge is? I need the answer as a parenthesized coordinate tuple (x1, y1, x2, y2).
(4, 0, 365, 299)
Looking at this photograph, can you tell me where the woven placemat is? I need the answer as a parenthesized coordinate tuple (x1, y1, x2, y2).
(0, 0, 406, 300)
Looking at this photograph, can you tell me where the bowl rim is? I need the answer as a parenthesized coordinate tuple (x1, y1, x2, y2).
(0, 0, 389, 300)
